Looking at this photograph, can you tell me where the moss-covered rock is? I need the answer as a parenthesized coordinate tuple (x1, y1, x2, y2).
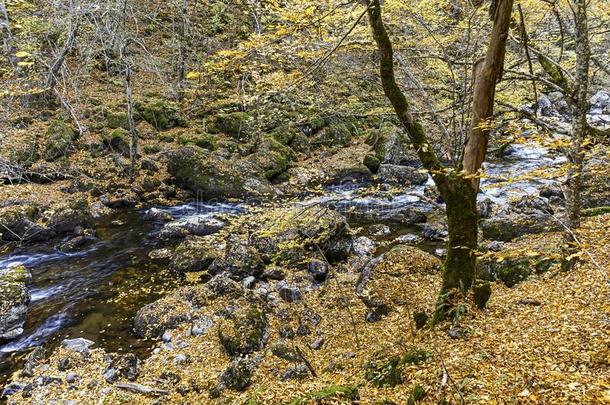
(290, 132, 311, 154)
(473, 281, 492, 309)
(136, 99, 183, 130)
(0, 204, 54, 242)
(407, 385, 426, 404)
(178, 132, 218, 151)
(251, 206, 349, 266)
(103, 128, 131, 156)
(363, 154, 381, 173)
(269, 125, 299, 145)
(218, 305, 268, 356)
(478, 254, 558, 287)
(247, 136, 294, 180)
(0, 265, 32, 340)
(167, 146, 273, 199)
(44, 120, 78, 161)
(1, 132, 39, 167)
(293, 384, 359, 404)
(207, 112, 252, 140)
(170, 236, 225, 273)
(106, 111, 130, 130)
(315, 122, 353, 147)
(208, 236, 264, 279)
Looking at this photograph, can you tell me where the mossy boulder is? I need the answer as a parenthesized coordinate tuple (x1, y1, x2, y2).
(218, 356, 260, 391)
(207, 112, 252, 140)
(473, 281, 492, 309)
(290, 132, 311, 154)
(44, 120, 78, 161)
(170, 236, 225, 273)
(0, 265, 32, 340)
(247, 136, 294, 180)
(136, 99, 183, 130)
(363, 154, 381, 173)
(315, 122, 353, 147)
(167, 146, 274, 199)
(250, 206, 349, 266)
(478, 254, 558, 287)
(208, 236, 264, 280)
(0, 204, 54, 242)
(218, 306, 268, 356)
(178, 132, 218, 151)
(103, 128, 131, 156)
(365, 355, 403, 388)
(269, 125, 299, 145)
(368, 123, 418, 165)
(1, 132, 39, 167)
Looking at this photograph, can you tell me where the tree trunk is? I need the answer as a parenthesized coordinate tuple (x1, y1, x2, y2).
(441, 177, 478, 294)
(462, 0, 514, 191)
(563, 0, 590, 269)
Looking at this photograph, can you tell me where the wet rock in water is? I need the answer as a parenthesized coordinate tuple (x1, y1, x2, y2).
(369, 224, 391, 237)
(61, 338, 95, 355)
(218, 306, 268, 356)
(0, 264, 32, 340)
(59, 235, 97, 252)
(308, 259, 329, 282)
(209, 236, 264, 280)
(168, 146, 274, 199)
(394, 233, 422, 244)
(480, 196, 561, 241)
(376, 164, 428, 186)
(218, 356, 261, 391)
(43, 207, 93, 234)
(356, 245, 441, 318)
(277, 281, 302, 302)
(143, 208, 172, 222)
(159, 216, 225, 240)
(170, 236, 225, 273)
(251, 206, 349, 266)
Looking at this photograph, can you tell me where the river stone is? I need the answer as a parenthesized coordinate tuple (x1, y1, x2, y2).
(0, 204, 54, 242)
(61, 338, 94, 355)
(480, 196, 561, 242)
(170, 236, 225, 273)
(208, 236, 264, 280)
(376, 164, 428, 186)
(356, 245, 441, 317)
(218, 306, 268, 356)
(158, 216, 225, 240)
(43, 207, 93, 234)
(143, 208, 172, 222)
(0, 265, 32, 340)
(250, 206, 349, 266)
(168, 146, 274, 199)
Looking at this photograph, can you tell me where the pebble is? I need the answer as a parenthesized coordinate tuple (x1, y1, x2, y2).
(66, 373, 77, 383)
(161, 330, 172, 343)
(242, 276, 256, 289)
(61, 338, 94, 355)
(174, 354, 188, 364)
(103, 368, 119, 383)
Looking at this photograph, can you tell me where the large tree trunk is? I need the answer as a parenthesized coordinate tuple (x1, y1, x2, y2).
(462, 0, 514, 191)
(563, 0, 590, 269)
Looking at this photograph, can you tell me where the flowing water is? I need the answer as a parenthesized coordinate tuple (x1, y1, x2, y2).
(0, 141, 563, 388)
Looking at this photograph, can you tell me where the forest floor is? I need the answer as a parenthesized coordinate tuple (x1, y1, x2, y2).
(9, 214, 610, 404)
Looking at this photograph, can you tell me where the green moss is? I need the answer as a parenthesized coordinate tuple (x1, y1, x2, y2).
(106, 111, 130, 130)
(289, 133, 310, 154)
(269, 125, 299, 145)
(292, 384, 359, 404)
(363, 154, 380, 173)
(218, 306, 268, 356)
(247, 136, 294, 180)
(143, 144, 161, 154)
(136, 99, 183, 130)
(207, 112, 252, 139)
(581, 206, 610, 217)
(365, 355, 403, 387)
(103, 128, 130, 155)
(401, 349, 430, 365)
(44, 120, 77, 161)
(178, 132, 218, 150)
(407, 384, 426, 404)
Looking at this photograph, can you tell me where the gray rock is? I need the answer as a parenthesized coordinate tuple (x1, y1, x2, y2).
(103, 368, 119, 383)
(242, 276, 256, 289)
(394, 233, 421, 244)
(352, 236, 376, 257)
(148, 248, 172, 260)
(368, 224, 391, 236)
(261, 267, 285, 281)
(173, 354, 188, 364)
(377, 164, 428, 186)
(590, 90, 610, 110)
(61, 338, 94, 355)
(190, 317, 213, 337)
(158, 216, 225, 240)
(308, 260, 329, 282)
(209, 237, 264, 280)
(66, 373, 77, 383)
(143, 208, 172, 222)
(21, 346, 45, 377)
(282, 364, 309, 380)
(161, 331, 172, 342)
(218, 356, 261, 391)
(309, 336, 324, 350)
(277, 281, 302, 302)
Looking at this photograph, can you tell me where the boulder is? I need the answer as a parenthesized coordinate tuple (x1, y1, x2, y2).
(103, 128, 130, 156)
(170, 236, 225, 273)
(480, 196, 561, 241)
(0, 265, 31, 340)
(44, 120, 78, 161)
(376, 164, 428, 186)
(218, 305, 268, 356)
(43, 207, 93, 234)
(250, 206, 349, 266)
(158, 216, 225, 240)
(207, 112, 252, 140)
(208, 236, 264, 280)
(136, 99, 184, 130)
(168, 146, 274, 199)
(218, 356, 261, 391)
(0, 204, 54, 242)
(247, 136, 294, 180)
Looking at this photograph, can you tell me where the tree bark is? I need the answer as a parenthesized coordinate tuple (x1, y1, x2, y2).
(563, 0, 590, 269)
(462, 0, 514, 191)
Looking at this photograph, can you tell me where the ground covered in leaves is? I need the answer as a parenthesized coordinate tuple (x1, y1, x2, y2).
(7, 214, 609, 404)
